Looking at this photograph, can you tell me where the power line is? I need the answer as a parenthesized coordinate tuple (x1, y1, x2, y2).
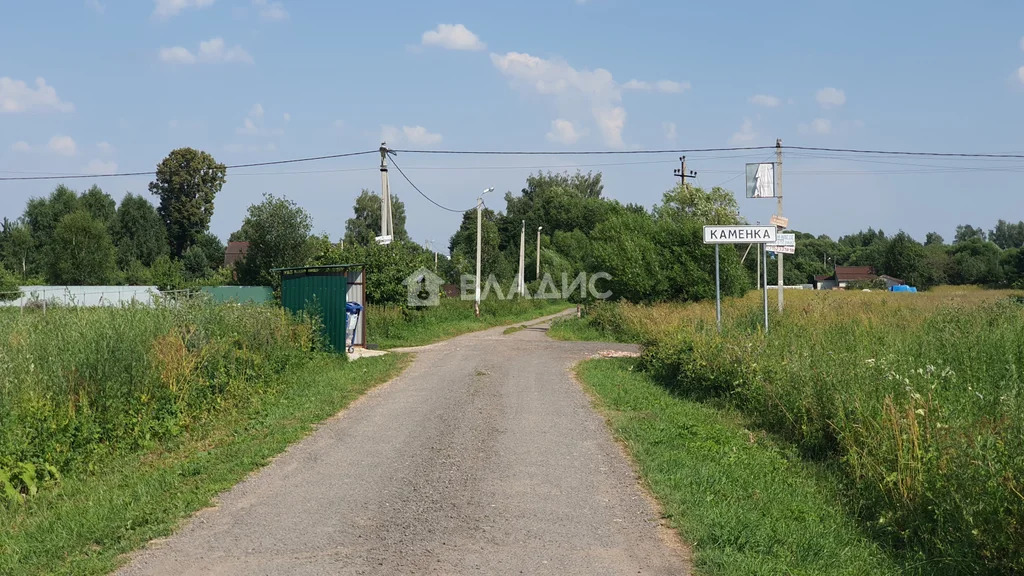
(391, 146, 778, 156)
(386, 153, 477, 214)
(0, 150, 379, 182)
(784, 145, 1024, 159)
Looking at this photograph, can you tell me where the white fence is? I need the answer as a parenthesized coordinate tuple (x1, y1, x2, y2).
(0, 286, 161, 308)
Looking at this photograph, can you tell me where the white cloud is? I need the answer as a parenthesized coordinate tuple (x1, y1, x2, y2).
(729, 119, 757, 144)
(381, 125, 443, 146)
(85, 159, 118, 174)
(97, 141, 114, 154)
(1018, 66, 1024, 85)
(48, 135, 77, 156)
(663, 121, 677, 141)
(545, 119, 581, 144)
(491, 51, 686, 147)
(282, 112, 290, 123)
(85, 0, 106, 14)
(199, 37, 253, 63)
(816, 87, 846, 109)
(238, 117, 259, 135)
(11, 141, 31, 152)
(153, 0, 214, 18)
(623, 79, 689, 93)
(0, 77, 75, 114)
(810, 118, 831, 134)
(160, 38, 252, 64)
(159, 46, 196, 64)
(249, 103, 264, 118)
(749, 94, 781, 108)
(422, 24, 486, 51)
(252, 0, 288, 21)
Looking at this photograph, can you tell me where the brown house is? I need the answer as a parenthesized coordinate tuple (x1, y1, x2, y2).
(224, 241, 249, 268)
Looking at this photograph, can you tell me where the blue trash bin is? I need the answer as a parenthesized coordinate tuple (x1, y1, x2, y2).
(344, 302, 363, 353)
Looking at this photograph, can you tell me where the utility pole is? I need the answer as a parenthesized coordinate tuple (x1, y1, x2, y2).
(755, 222, 760, 289)
(536, 226, 543, 280)
(674, 156, 697, 187)
(517, 220, 526, 297)
(775, 138, 784, 313)
(475, 187, 494, 317)
(378, 143, 393, 244)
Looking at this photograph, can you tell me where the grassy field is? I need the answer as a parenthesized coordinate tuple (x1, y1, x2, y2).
(367, 297, 570, 348)
(567, 288, 1024, 575)
(0, 303, 408, 574)
(577, 358, 895, 576)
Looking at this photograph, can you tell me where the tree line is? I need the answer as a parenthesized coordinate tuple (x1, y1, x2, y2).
(2, 145, 1020, 302)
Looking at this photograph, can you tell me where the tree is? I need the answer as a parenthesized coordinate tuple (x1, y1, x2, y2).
(78, 185, 116, 229)
(24, 185, 80, 275)
(989, 220, 1024, 250)
(46, 211, 118, 285)
(113, 193, 168, 267)
(235, 194, 314, 287)
(500, 171, 610, 253)
(343, 189, 409, 246)
(954, 224, 986, 244)
(924, 232, 945, 246)
(589, 210, 667, 303)
(0, 264, 20, 301)
(195, 232, 225, 270)
(882, 231, 926, 288)
(654, 183, 743, 226)
(149, 148, 227, 257)
(948, 239, 1003, 285)
(0, 218, 34, 280)
(150, 255, 185, 291)
(182, 245, 210, 282)
(448, 207, 509, 283)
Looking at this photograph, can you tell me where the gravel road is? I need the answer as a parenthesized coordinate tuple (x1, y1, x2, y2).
(116, 312, 691, 575)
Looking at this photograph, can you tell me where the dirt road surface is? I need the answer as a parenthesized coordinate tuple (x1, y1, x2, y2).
(116, 312, 691, 575)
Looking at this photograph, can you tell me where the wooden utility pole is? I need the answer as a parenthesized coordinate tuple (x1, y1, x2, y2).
(674, 156, 697, 186)
(775, 139, 784, 313)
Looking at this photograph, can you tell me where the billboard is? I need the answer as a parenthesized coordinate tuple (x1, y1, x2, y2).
(745, 162, 776, 198)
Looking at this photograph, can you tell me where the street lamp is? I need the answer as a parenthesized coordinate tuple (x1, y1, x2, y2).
(536, 226, 543, 279)
(475, 187, 495, 317)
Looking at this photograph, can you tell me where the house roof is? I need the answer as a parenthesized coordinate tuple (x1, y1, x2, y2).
(224, 241, 249, 267)
(834, 266, 877, 282)
(879, 274, 904, 284)
(813, 274, 832, 282)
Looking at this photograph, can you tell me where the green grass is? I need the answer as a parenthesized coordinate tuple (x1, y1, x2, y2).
(0, 353, 408, 576)
(501, 324, 528, 335)
(577, 358, 896, 576)
(547, 316, 626, 342)
(368, 298, 570, 348)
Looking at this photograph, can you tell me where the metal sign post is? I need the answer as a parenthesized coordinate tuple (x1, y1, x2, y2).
(762, 243, 769, 332)
(704, 225, 776, 333)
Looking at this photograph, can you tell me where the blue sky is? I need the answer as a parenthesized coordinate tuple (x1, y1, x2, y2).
(2, 0, 1024, 248)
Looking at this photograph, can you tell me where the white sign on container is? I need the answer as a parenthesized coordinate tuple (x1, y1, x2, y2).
(703, 225, 777, 244)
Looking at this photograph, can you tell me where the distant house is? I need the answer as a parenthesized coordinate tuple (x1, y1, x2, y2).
(814, 266, 901, 290)
(224, 241, 249, 268)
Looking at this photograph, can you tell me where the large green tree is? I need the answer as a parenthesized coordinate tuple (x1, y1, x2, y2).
(0, 218, 34, 280)
(882, 231, 926, 287)
(46, 211, 118, 285)
(78, 185, 116, 229)
(0, 264, 20, 301)
(149, 148, 227, 257)
(234, 194, 314, 287)
(195, 231, 225, 271)
(989, 220, 1024, 250)
(113, 193, 168, 267)
(24, 185, 80, 275)
(343, 189, 409, 246)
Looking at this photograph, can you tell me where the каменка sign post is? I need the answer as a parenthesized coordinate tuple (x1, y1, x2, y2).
(703, 225, 776, 332)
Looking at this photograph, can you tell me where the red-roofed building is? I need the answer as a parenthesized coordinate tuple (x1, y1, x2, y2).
(814, 266, 905, 290)
(224, 241, 249, 268)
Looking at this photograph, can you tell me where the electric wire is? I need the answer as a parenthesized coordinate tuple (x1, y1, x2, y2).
(386, 153, 478, 214)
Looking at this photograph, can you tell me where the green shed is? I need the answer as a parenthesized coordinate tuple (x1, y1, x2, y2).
(274, 265, 366, 354)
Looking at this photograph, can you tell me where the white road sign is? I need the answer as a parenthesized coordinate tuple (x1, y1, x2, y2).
(703, 225, 777, 244)
(770, 233, 795, 247)
(770, 215, 789, 229)
(767, 245, 795, 255)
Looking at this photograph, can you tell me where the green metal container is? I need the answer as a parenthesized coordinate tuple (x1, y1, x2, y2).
(276, 265, 353, 354)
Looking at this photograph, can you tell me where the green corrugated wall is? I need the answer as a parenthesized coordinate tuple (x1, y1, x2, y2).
(280, 271, 348, 354)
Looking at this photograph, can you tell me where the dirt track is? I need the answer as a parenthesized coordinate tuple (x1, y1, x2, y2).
(116, 313, 691, 575)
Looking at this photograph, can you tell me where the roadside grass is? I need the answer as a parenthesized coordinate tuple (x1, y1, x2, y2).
(574, 289, 1024, 574)
(547, 316, 627, 342)
(502, 325, 527, 335)
(577, 358, 896, 576)
(0, 353, 408, 576)
(369, 297, 569, 348)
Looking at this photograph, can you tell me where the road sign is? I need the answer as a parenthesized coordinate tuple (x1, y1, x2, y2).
(770, 233, 795, 246)
(745, 163, 776, 198)
(703, 225, 777, 244)
(375, 234, 393, 246)
(770, 215, 789, 229)
(767, 245, 795, 255)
